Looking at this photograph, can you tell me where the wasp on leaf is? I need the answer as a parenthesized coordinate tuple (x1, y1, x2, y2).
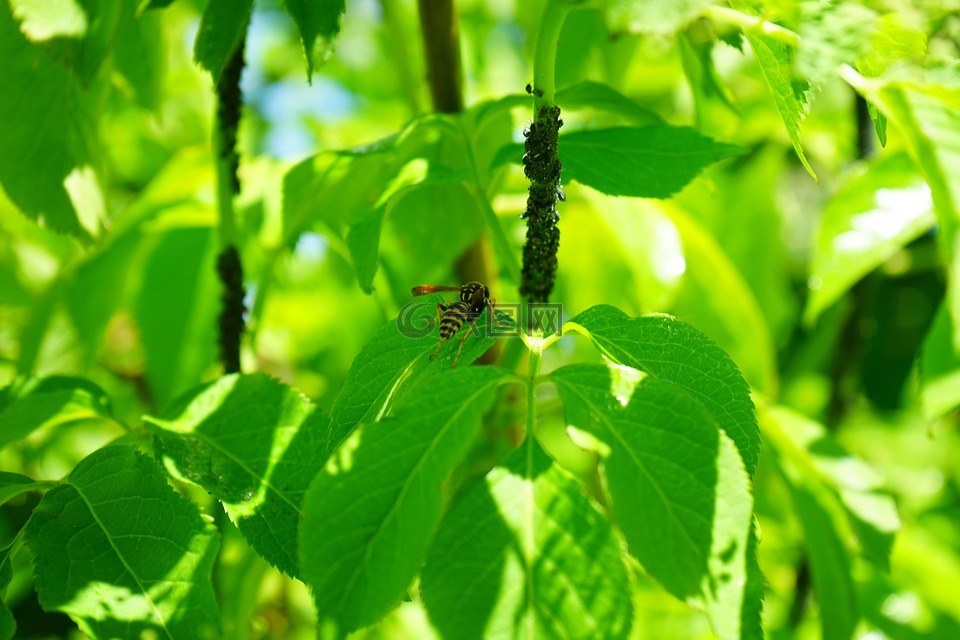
(410, 281, 498, 367)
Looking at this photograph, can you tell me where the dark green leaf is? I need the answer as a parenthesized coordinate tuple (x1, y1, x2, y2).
(135, 226, 219, 408)
(805, 153, 935, 324)
(194, 0, 253, 82)
(920, 301, 960, 419)
(0, 472, 53, 506)
(551, 364, 754, 640)
(561, 126, 747, 198)
(300, 367, 510, 634)
(0, 2, 105, 240)
(0, 548, 13, 640)
(422, 439, 632, 639)
(0, 376, 113, 451)
(147, 374, 327, 577)
(142, 0, 177, 9)
(566, 305, 761, 477)
(282, 0, 345, 80)
(25, 446, 221, 639)
(326, 299, 514, 454)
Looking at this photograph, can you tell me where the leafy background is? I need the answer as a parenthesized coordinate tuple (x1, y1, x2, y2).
(1, 0, 960, 639)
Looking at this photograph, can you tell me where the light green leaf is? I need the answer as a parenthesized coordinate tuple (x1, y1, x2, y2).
(762, 405, 899, 570)
(194, 0, 252, 82)
(146, 374, 327, 578)
(0, 472, 54, 506)
(841, 67, 960, 347)
(744, 32, 817, 180)
(326, 299, 514, 455)
(797, 1, 876, 85)
(805, 153, 935, 324)
(667, 208, 779, 396)
(606, 0, 711, 36)
(282, 0, 345, 80)
(0, 2, 105, 241)
(920, 301, 960, 420)
(10, 0, 126, 85)
(679, 32, 740, 137)
(556, 80, 664, 126)
(551, 364, 754, 640)
(0, 376, 113, 451)
(421, 440, 632, 640)
(561, 126, 747, 198)
(300, 367, 510, 634)
(135, 226, 219, 408)
(346, 209, 386, 294)
(24, 446, 221, 639)
(566, 305, 761, 477)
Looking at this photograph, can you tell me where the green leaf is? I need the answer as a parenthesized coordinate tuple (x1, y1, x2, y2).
(763, 405, 899, 570)
(797, 1, 876, 85)
(0, 472, 54, 506)
(24, 446, 221, 639)
(560, 126, 747, 198)
(743, 32, 817, 180)
(805, 153, 935, 324)
(346, 208, 386, 294)
(605, 0, 711, 36)
(679, 32, 740, 137)
(0, 1, 105, 240)
(326, 299, 514, 455)
(146, 374, 327, 578)
(551, 364, 754, 640)
(10, 0, 126, 85)
(0, 548, 14, 640)
(566, 305, 761, 477)
(114, 5, 165, 110)
(841, 68, 960, 347)
(135, 226, 219, 408)
(920, 301, 960, 419)
(300, 367, 510, 634)
(282, 0, 345, 80)
(667, 208, 779, 396)
(556, 81, 664, 126)
(0, 376, 113, 451)
(194, 0, 252, 82)
(422, 440, 632, 640)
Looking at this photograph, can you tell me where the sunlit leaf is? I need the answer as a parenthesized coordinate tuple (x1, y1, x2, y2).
(805, 153, 935, 325)
(422, 440, 632, 640)
(797, 0, 876, 85)
(0, 2, 105, 240)
(25, 446, 221, 639)
(566, 305, 761, 477)
(146, 374, 327, 577)
(557, 80, 664, 126)
(606, 0, 711, 36)
(300, 367, 510, 634)
(551, 364, 755, 640)
(920, 301, 960, 420)
(561, 126, 747, 198)
(0, 376, 113, 451)
(194, 0, 252, 82)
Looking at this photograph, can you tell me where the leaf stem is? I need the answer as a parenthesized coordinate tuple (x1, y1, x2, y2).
(702, 5, 800, 48)
(532, 0, 580, 109)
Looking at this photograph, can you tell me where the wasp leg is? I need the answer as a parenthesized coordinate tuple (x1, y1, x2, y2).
(488, 299, 510, 327)
(451, 320, 478, 368)
(430, 303, 448, 360)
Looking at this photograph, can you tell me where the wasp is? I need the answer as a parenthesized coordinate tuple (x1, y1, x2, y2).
(410, 281, 496, 367)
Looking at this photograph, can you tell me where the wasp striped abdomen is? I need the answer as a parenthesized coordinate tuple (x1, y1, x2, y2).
(411, 281, 494, 367)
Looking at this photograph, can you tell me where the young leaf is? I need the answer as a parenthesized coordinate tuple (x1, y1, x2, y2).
(24, 446, 221, 639)
(326, 301, 513, 454)
(282, 0, 345, 80)
(605, 0, 711, 36)
(0, 2, 105, 241)
(920, 301, 960, 419)
(194, 0, 253, 82)
(805, 153, 935, 325)
(421, 439, 632, 640)
(566, 305, 761, 477)
(561, 126, 747, 198)
(742, 32, 817, 180)
(0, 376, 113, 451)
(797, 1, 877, 86)
(550, 364, 754, 640)
(0, 472, 53, 506)
(300, 367, 510, 634)
(146, 374, 327, 578)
